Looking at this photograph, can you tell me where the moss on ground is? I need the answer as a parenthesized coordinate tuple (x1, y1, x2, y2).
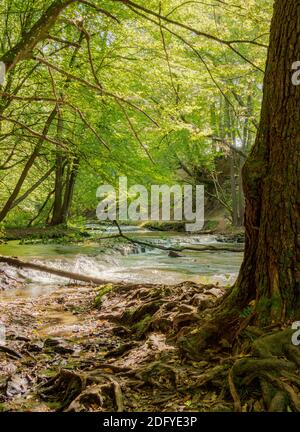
(94, 284, 114, 307)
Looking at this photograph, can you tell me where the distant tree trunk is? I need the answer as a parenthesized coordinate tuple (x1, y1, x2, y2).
(50, 155, 80, 226)
(49, 33, 84, 226)
(224, 99, 239, 225)
(50, 156, 65, 225)
(61, 157, 80, 224)
(50, 110, 65, 226)
(236, 95, 253, 226)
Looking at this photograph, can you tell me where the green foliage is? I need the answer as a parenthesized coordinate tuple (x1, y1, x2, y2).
(0, 0, 271, 227)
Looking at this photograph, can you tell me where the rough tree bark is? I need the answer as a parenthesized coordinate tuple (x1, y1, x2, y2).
(180, 0, 300, 356)
(236, 0, 300, 323)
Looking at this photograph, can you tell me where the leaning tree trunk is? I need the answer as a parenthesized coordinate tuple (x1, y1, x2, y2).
(180, 0, 300, 357)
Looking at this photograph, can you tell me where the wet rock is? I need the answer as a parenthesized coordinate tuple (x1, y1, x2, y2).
(0, 269, 24, 291)
(11, 335, 30, 342)
(216, 233, 245, 244)
(0, 345, 22, 359)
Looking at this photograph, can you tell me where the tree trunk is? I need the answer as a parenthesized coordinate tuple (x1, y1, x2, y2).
(49, 33, 84, 226)
(180, 0, 300, 358)
(236, 95, 253, 227)
(50, 153, 65, 225)
(225, 99, 239, 226)
(237, 155, 244, 226)
(0, 255, 111, 285)
(213, 0, 300, 325)
(232, 0, 300, 324)
(61, 157, 80, 224)
(230, 149, 238, 226)
(50, 110, 65, 226)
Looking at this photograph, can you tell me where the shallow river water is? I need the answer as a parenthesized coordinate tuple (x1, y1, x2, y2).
(0, 226, 243, 298)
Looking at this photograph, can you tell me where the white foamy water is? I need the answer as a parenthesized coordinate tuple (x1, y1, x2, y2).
(0, 232, 243, 298)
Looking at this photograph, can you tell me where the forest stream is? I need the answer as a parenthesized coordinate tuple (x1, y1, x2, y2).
(0, 226, 245, 412)
(0, 0, 298, 417)
(0, 226, 243, 298)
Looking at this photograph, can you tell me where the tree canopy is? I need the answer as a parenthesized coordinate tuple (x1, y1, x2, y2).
(0, 0, 271, 227)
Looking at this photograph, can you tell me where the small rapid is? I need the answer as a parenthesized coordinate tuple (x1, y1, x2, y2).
(0, 226, 243, 299)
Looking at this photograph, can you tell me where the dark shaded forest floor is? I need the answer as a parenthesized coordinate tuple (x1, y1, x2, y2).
(1, 278, 300, 412)
(0, 280, 238, 412)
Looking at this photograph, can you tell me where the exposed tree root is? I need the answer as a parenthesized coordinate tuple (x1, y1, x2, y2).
(38, 368, 125, 412)
(0, 345, 22, 359)
(210, 329, 300, 411)
(38, 369, 87, 410)
(1, 280, 299, 412)
(228, 367, 242, 412)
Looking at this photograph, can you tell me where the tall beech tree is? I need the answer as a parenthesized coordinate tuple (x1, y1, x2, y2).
(239, 0, 299, 323)
(180, 0, 300, 358)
